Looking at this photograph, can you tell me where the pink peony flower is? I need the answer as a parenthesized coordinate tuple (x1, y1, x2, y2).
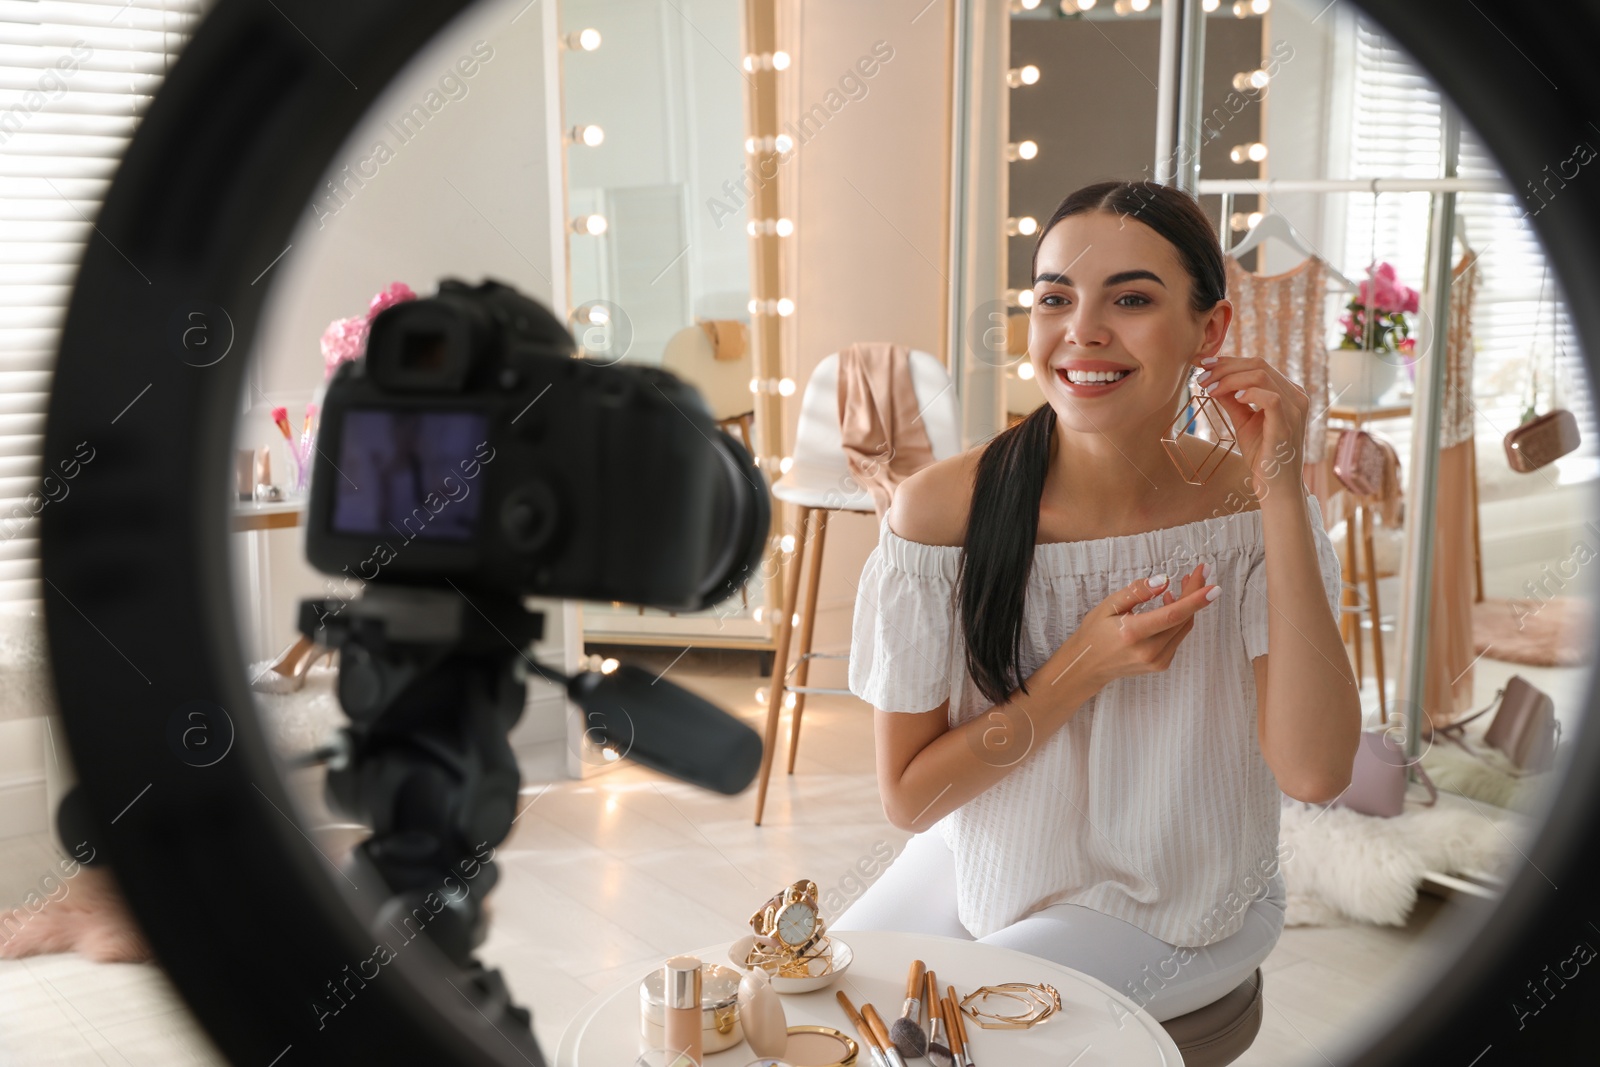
(367, 281, 417, 320)
(321, 314, 371, 381)
(321, 282, 418, 381)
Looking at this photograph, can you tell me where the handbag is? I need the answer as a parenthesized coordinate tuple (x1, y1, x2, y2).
(1432, 674, 1562, 774)
(1504, 265, 1582, 473)
(1332, 428, 1388, 497)
(1332, 727, 1439, 818)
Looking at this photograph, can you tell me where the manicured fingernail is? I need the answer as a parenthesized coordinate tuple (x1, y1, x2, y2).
(1234, 390, 1247, 399)
(1205, 586, 1221, 602)
(1200, 356, 1218, 365)
(1198, 370, 1213, 383)
(1149, 573, 1168, 586)
(1202, 562, 1214, 581)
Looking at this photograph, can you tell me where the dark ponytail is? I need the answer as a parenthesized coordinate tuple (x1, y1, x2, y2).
(956, 180, 1226, 708)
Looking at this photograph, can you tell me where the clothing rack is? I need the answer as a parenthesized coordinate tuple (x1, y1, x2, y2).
(1163, 0, 1471, 764)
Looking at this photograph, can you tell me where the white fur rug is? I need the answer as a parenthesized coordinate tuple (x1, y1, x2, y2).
(248, 663, 346, 761)
(1278, 795, 1521, 928)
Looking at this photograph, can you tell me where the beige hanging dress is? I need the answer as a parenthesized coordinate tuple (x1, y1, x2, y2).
(1424, 249, 1482, 727)
(1218, 254, 1338, 517)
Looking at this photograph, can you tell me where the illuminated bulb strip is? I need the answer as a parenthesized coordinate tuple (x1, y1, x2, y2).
(747, 298, 796, 316)
(747, 377, 795, 395)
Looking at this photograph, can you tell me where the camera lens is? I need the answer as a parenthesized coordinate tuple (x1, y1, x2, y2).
(692, 431, 769, 612)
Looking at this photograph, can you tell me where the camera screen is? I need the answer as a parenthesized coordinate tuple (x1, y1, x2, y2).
(329, 409, 488, 542)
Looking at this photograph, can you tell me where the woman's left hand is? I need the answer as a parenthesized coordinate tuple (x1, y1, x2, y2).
(1191, 354, 1307, 499)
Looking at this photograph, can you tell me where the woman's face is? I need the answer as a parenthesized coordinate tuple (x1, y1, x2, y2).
(1028, 210, 1230, 435)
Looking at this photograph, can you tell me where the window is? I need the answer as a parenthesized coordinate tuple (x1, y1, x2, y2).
(0, 0, 208, 607)
(1338, 15, 1593, 488)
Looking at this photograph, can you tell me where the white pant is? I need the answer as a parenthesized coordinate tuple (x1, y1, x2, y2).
(831, 828, 1285, 1022)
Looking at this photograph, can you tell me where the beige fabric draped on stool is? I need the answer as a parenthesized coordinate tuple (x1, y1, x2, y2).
(837, 341, 936, 521)
(1424, 249, 1483, 729)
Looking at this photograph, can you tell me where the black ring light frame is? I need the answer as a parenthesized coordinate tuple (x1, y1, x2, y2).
(39, 0, 1600, 1064)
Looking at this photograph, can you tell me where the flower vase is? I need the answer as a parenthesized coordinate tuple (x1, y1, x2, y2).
(1328, 347, 1404, 409)
(285, 432, 315, 498)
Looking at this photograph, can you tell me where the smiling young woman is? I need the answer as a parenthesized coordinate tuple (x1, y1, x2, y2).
(836, 180, 1360, 1023)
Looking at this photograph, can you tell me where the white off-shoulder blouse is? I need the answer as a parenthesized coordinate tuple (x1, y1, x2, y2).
(847, 491, 1343, 946)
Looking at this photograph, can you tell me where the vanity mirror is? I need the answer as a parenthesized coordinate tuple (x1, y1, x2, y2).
(556, 0, 789, 660)
(943, 0, 1598, 1056)
(978, 0, 1597, 811)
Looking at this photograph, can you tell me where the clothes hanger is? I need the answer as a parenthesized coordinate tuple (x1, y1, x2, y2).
(1228, 207, 1360, 291)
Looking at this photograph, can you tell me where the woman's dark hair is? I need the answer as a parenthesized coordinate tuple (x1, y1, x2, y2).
(957, 180, 1227, 708)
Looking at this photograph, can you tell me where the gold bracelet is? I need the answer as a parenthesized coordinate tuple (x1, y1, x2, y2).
(959, 982, 1061, 1030)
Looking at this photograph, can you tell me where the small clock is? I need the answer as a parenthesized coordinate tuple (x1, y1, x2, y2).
(749, 879, 825, 956)
(773, 897, 818, 950)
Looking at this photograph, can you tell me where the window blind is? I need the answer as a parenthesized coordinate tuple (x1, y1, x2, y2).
(0, 0, 207, 607)
(1338, 15, 1594, 487)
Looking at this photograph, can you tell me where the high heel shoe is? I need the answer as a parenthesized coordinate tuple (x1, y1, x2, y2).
(249, 635, 336, 694)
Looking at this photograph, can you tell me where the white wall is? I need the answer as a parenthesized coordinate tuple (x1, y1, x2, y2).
(234, 0, 576, 762)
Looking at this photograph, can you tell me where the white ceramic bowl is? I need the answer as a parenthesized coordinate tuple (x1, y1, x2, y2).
(728, 935, 853, 995)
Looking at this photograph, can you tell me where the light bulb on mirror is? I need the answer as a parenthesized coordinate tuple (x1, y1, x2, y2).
(1202, 0, 1219, 8)
(780, 534, 796, 553)
(1006, 215, 1039, 236)
(772, 50, 791, 70)
(775, 217, 794, 237)
(1007, 140, 1039, 161)
(779, 456, 794, 473)
(1018, 362, 1036, 380)
(571, 214, 608, 235)
(570, 124, 604, 147)
(1006, 64, 1041, 88)
(777, 377, 796, 396)
(776, 297, 795, 317)
(775, 133, 794, 153)
(565, 28, 601, 51)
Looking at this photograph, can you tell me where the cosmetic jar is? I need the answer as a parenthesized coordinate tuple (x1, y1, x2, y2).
(639, 962, 743, 1054)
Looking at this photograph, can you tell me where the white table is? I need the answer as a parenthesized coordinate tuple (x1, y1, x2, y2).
(556, 929, 1181, 1065)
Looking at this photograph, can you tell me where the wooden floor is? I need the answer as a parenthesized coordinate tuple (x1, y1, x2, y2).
(0, 648, 1518, 1065)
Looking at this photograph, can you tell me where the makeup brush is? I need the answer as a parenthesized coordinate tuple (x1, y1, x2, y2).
(941, 996, 969, 1067)
(925, 970, 954, 1067)
(837, 991, 889, 1067)
(889, 959, 929, 1059)
(946, 984, 975, 1067)
(862, 1004, 908, 1067)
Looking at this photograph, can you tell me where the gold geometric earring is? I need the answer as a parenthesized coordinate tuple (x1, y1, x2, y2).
(1160, 364, 1237, 485)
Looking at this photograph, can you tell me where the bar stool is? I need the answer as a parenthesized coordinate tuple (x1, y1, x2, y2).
(751, 348, 962, 825)
(1333, 490, 1395, 721)
(1159, 968, 1265, 1066)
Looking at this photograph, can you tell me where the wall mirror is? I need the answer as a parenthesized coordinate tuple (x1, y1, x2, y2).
(556, 0, 785, 661)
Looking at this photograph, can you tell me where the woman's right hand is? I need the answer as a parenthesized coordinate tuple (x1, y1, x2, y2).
(1053, 562, 1218, 691)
